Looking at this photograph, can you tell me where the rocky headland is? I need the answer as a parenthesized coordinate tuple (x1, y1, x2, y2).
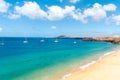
(57, 35, 120, 44)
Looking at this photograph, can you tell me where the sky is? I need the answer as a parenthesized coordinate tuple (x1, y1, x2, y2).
(0, 0, 120, 37)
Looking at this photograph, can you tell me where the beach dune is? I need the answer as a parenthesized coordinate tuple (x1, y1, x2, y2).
(64, 50, 120, 80)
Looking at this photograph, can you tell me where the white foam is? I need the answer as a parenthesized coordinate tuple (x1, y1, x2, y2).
(98, 56, 103, 60)
(98, 51, 116, 61)
(62, 73, 72, 80)
(80, 61, 96, 70)
(80, 51, 116, 70)
(103, 51, 116, 56)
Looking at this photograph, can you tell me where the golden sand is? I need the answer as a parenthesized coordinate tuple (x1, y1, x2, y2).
(64, 50, 120, 80)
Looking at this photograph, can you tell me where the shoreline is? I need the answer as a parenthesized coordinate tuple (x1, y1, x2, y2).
(61, 46, 120, 80)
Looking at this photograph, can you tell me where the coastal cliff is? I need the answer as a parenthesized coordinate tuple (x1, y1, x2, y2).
(82, 36, 120, 44)
(57, 35, 120, 44)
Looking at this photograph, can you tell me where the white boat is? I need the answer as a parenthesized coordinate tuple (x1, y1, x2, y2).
(0, 39, 4, 45)
(0, 42, 4, 45)
(23, 38, 28, 43)
(40, 39, 45, 42)
(54, 39, 59, 43)
(73, 41, 77, 44)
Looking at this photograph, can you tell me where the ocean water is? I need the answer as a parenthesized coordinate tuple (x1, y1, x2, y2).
(0, 37, 118, 80)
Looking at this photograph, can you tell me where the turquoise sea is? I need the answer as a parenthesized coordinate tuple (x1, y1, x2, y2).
(0, 38, 119, 80)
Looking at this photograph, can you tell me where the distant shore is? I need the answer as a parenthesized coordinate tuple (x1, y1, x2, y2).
(57, 35, 120, 44)
(62, 49, 120, 80)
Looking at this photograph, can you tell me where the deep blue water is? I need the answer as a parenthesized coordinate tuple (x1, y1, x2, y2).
(0, 38, 118, 80)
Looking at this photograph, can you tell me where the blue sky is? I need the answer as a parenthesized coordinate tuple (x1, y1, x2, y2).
(0, 0, 120, 37)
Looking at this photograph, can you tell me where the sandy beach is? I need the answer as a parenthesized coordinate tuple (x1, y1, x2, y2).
(63, 50, 120, 80)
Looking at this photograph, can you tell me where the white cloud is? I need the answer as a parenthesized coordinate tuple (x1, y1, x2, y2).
(71, 10, 87, 23)
(14, 1, 47, 19)
(84, 3, 106, 21)
(51, 26, 57, 29)
(83, 3, 116, 21)
(60, 0, 63, 3)
(47, 6, 65, 20)
(47, 5, 75, 20)
(0, 27, 3, 32)
(111, 15, 120, 26)
(10, 2, 76, 20)
(8, 13, 21, 19)
(47, 5, 87, 23)
(0, 0, 10, 13)
(64, 6, 75, 14)
(60, 0, 79, 3)
(70, 3, 116, 23)
(103, 4, 116, 11)
(105, 14, 120, 26)
(8, 2, 117, 24)
(69, 0, 80, 4)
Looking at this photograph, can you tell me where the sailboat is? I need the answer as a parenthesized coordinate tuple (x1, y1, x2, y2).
(0, 38, 4, 45)
(54, 38, 59, 43)
(40, 38, 45, 42)
(23, 37, 28, 43)
(1, 42, 4, 45)
(51, 26, 58, 43)
(73, 41, 77, 44)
